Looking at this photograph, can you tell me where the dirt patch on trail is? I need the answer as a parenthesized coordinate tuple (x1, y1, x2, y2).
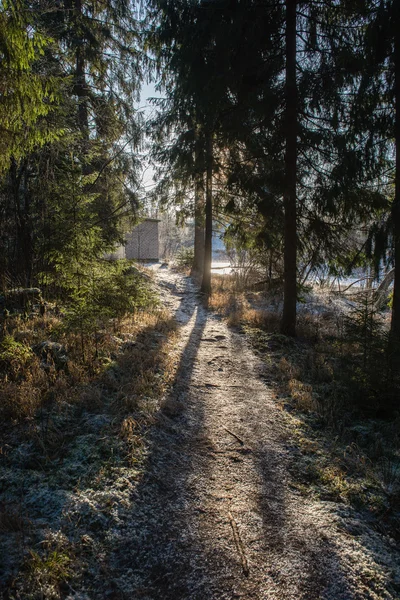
(109, 267, 399, 600)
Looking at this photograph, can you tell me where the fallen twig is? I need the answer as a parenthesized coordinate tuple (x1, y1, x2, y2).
(224, 427, 245, 445)
(228, 511, 249, 577)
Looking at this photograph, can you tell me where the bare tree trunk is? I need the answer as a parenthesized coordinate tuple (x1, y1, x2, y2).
(10, 159, 32, 286)
(280, 0, 297, 337)
(390, 0, 400, 345)
(192, 140, 205, 275)
(73, 0, 89, 137)
(200, 131, 213, 297)
(373, 268, 394, 309)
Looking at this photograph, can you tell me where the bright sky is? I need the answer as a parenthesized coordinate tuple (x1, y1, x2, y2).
(137, 81, 162, 195)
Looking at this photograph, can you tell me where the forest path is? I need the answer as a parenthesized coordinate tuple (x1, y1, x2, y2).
(117, 266, 394, 600)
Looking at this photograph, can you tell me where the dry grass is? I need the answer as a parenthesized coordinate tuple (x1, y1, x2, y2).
(209, 289, 237, 315)
(209, 274, 238, 317)
(111, 312, 177, 413)
(210, 276, 281, 332)
(209, 274, 400, 532)
(0, 302, 181, 597)
(119, 416, 145, 465)
(288, 378, 314, 411)
(278, 356, 301, 380)
(242, 308, 280, 331)
(0, 308, 178, 426)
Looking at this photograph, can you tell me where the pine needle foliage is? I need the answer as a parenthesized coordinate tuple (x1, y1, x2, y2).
(342, 293, 398, 413)
(0, 0, 62, 173)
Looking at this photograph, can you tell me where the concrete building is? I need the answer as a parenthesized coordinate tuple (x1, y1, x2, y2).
(125, 218, 160, 261)
(104, 219, 160, 262)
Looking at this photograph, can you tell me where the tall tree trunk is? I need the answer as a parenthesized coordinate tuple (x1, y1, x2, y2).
(76, 47, 88, 136)
(200, 131, 213, 297)
(390, 0, 400, 345)
(21, 167, 33, 286)
(280, 0, 297, 337)
(10, 159, 31, 286)
(73, 0, 89, 137)
(192, 142, 205, 275)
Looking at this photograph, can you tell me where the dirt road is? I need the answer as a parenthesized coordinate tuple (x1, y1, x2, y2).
(110, 266, 397, 600)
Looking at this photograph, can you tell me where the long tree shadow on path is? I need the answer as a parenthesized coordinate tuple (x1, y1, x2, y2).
(231, 325, 388, 599)
(106, 273, 330, 599)
(109, 286, 213, 598)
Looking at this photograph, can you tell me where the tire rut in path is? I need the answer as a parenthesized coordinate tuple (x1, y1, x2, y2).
(113, 268, 396, 600)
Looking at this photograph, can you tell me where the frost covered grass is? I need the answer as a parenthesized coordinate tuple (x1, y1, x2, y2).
(211, 274, 400, 546)
(0, 302, 178, 598)
(247, 326, 400, 543)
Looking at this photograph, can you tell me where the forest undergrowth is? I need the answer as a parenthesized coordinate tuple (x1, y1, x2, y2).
(210, 273, 400, 546)
(0, 267, 178, 598)
(2, 264, 400, 597)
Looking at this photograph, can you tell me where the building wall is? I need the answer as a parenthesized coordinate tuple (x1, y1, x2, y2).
(104, 245, 126, 261)
(125, 219, 159, 260)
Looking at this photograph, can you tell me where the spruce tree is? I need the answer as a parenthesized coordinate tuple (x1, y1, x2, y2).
(0, 0, 61, 173)
(0, 0, 144, 288)
(342, 0, 400, 346)
(218, 0, 387, 334)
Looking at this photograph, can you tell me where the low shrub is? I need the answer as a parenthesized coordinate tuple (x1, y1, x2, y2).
(175, 246, 194, 269)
